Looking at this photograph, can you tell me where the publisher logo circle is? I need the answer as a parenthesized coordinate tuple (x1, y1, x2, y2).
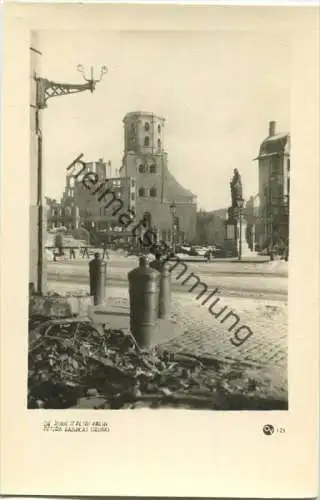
(263, 424, 274, 435)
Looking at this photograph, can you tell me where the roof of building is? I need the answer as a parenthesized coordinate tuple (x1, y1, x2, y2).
(165, 169, 196, 200)
(123, 111, 165, 121)
(258, 132, 290, 158)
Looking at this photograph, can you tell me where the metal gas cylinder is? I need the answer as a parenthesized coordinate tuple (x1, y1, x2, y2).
(150, 259, 171, 319)
(89, 252, 107, 305)
(128, 256, 160, 348)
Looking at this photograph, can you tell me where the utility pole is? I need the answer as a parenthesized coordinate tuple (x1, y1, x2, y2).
(32, 65, 107, 294)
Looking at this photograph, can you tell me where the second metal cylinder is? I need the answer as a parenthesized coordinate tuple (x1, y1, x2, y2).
(150, 259, 171, 319)
(89, 252, 107, 305)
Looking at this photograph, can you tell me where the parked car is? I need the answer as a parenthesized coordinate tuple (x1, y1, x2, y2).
(189, 246, 199, 256)
(258, 248, 269, 256)
(181, 245, 192, 254)
(188, 246, 209, 257)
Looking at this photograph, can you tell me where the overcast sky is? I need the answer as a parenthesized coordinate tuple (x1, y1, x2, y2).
(39, 29, 290, 211)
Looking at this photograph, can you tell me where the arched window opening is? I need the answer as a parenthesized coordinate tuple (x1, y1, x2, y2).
(138, 187, 146, 197)
(144, 136, 150, 147)
(144, 122, 150, 131)
(150, 187, 157, 198)
(157, 139, 161, 150)
(139, 164, 144, 173)
(150, 164, 156, 174)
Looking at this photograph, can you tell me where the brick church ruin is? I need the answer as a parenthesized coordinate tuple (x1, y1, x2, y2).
(47, 111, 197, 246)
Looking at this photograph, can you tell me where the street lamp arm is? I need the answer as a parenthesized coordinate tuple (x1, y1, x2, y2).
(35, 77, 97, 109)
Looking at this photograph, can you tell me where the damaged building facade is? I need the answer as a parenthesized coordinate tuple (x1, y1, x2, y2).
(248, 120, 290, 254)
(51, 111, 197, 246)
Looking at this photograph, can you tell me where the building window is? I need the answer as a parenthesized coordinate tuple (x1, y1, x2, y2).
(150, 164, 156, 173)
(144, 122, 150, 131)
(150, 187, 157, 197)
(139, 164, 144, 173)
(131, 179, 135, 187)
(144, 136, 150, 147)
(157, 139, 161, 150)
(158, 124, 161, 133)
(131, 193, 135, 201)
(138, 187, 146, 197)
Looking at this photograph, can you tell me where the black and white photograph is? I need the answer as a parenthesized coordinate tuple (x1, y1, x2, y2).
(27, 28, 291, 411)
(1, 3, 319, 498)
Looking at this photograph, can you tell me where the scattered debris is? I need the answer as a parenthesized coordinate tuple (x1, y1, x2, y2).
(28, 314, 288, 410)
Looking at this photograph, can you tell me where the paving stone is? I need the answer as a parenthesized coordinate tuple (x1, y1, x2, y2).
(47, 281, 287, 371)
(160, 296, 287, 372)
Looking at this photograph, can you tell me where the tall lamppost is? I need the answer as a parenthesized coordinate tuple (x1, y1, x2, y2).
(236, 197, 245, 261)
(170, 202, 177, 255)
(34, 65, 107, 294)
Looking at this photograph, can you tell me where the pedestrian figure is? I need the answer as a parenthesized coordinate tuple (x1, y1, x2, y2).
(69, 247, 76, 260)
(102, 242, 109, 260)
(54, 233, 64, 257)
(205, 250, 212, 262)
(150, 251, 163, 271)
(81, 246, 90, 259)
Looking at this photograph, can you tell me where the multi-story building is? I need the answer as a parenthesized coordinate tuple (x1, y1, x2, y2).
(243, 194, 260, 251)
(69, 158, 135, 243)
(55, 112, 197, 246)
(46, 196, 80, 231)
(254, 120, 290, 252)
(120, 111, 197, 244)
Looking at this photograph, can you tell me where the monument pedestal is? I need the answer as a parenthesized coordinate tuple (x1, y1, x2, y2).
(237, 217, 258, 259)
(224, 208, 238, 257)
(224, 207, 258, 259)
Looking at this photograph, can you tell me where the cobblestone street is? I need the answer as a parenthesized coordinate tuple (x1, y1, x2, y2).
(166, 293, 287, 369)
(48, 256, 288, 394)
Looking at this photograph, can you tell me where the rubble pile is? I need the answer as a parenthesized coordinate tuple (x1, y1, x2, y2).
(28, 315, 287, 410)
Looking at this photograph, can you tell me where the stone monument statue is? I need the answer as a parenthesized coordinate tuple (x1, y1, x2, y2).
(230, 168, 243, 208)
